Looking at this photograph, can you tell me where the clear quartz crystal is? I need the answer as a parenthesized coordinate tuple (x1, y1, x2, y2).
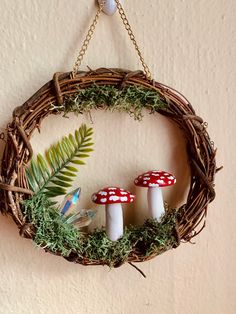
(59, 187, 96, 228)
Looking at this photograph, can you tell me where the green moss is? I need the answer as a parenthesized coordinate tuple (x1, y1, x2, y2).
(82, 229, 133, 265)
(23, 193, 179, 266)
(22, 84, 176, 266)
(23, 193, 84, 256)
(51, 84, 168, 121)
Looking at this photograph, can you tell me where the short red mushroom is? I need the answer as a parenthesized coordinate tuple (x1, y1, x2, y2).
(91, 187, 135, 241)
(134, 170, 176, 221)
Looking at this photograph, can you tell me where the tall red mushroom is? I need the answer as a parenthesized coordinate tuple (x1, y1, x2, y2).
(91, 187, 135, 241)
(134, 170, 176, 221)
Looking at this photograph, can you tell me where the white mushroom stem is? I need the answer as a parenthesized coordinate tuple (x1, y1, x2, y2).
(105, 203, 123, 241)
(147, 187, 165, 221)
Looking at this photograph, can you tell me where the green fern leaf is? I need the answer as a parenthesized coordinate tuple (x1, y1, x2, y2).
(60, 170, 77, 177)
(26, 124, 94, 197)
(55, 175, 73, 182)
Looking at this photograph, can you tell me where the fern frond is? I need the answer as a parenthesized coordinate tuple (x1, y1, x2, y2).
(26, 124, 94, 197)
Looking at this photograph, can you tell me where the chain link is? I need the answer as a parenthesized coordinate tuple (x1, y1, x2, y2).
(73, 0, 152, 80)
(72, 0, 106, 75)
(114, 0, 152, 79)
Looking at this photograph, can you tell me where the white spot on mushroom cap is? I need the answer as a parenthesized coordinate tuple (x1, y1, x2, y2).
(143, 181, 147, 184)
(99, 191, 107, 196)
(108, 187, 117, 190)
(120, 191, 127, 195)
(109, 195, 120, 201)
(157, 179, 165, 184)
(168, 181, 172, 184)
(109, 191, 115, 195)
(149, 183, 160, 187)
(100, 198, 107, 203)
(168, 176, 174, 180)
(120, 196, 128, 202)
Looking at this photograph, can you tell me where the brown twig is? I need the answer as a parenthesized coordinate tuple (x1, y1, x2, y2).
(0, 68, 219, 265)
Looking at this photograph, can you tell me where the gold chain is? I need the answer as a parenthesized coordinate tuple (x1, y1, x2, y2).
(114, 0, 152, 79)
(73, 0, 152, 80)
(72, 0, 106, 76)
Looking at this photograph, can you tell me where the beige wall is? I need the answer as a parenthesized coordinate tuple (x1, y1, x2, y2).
(0, 1, 236, 313)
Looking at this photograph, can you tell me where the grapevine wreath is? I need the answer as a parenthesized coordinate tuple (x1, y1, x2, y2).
(0, 1, 221, 276)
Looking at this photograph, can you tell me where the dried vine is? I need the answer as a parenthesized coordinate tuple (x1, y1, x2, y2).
(0, 68, 220, 266)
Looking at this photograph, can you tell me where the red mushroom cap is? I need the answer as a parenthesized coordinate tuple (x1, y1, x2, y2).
(91, 187, 135, 205)
(134, 170, 176, 188)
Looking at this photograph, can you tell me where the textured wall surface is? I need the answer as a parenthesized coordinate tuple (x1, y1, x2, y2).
(0, 1, 236, 313)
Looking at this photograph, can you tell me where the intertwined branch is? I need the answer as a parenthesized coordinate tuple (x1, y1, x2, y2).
(0, 68, 219, 265)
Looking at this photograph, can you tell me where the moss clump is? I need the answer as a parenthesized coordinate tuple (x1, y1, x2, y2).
(23, 193, 179, 266)
(128, 213, 178, 257)
(23, 193, 84, 256)
(82, 229, 133, 265)
(51, 84, 168, 121)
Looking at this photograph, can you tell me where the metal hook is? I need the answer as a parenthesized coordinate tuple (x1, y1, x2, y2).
(97, 0, 124, 16)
